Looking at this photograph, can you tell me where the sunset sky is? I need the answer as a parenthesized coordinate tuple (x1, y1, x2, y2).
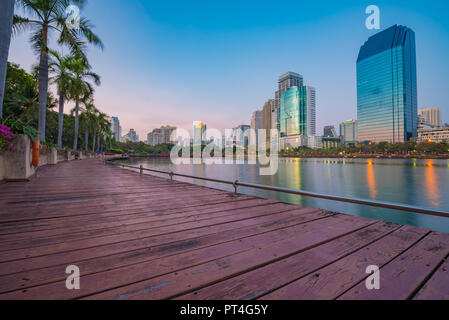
(9, 0, 449, 140)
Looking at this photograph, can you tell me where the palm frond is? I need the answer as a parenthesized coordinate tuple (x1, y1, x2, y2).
(12, 15, 35, 36)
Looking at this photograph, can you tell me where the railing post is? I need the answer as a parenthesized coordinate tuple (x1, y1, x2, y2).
(140, 165, 143, 175)
(233, 180, 239, 195)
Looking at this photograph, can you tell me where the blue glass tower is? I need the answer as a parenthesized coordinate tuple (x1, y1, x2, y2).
(279, 86, 316, 137)
(357, 25, 418, 143)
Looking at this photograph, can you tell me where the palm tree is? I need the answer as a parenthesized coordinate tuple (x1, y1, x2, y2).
(78, 98, 93, 151)
(48, 50, 74, 148)
(0, 0, 15, 119)
(69, 57, 100, 150)
(13, 0, 103, 142)
(96, 112, 109, 152)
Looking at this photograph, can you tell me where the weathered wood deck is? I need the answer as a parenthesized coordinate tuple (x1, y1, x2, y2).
(0, 159, 448, 300)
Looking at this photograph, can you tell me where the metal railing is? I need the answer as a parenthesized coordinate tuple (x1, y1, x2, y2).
(105, 160, 449, 219)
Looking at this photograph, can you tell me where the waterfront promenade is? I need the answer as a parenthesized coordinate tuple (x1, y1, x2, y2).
(0, 159, 448, 300)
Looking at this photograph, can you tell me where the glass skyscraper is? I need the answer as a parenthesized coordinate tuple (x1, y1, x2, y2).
(279, 86, 316, 137)
(357, 25, 418, 143)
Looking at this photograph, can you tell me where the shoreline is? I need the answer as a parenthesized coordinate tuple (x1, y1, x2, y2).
(115, 154, 449, 160)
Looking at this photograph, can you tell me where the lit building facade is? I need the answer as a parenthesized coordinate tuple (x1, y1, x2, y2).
(274, 72, 303, 110)
(340, 119, 358, 146)
(418, 128, 449, 143)
(279, 86, 316, 137)
(357, 25, 418, 143)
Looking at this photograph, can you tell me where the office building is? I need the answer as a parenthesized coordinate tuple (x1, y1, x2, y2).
(322, 137, 342, 149)
(418, 108, 442, 129)
(275, 72, 303, 110)
(122, 129, 139, 143)
(231, 125, 251, 147)
(146, 125, 177, 146)
(357, 25, 418, 143)
(340, 119, 358, 146)
(323, 125, 337, 138)
(193, 121, 207, 144)
(110, 116, 122, 142)
(279, 86, 316, 137)
(418, 128, 449, 143)
(262, 99, 274, 148)
(251, 110, 263, 148)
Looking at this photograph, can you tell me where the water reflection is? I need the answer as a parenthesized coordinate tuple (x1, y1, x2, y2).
(366, 160, 377, 199)
(425, 160, 440, 207)
(119, 157, 449, 233)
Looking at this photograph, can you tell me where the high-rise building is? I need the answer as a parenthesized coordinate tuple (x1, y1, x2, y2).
(147, 125, 177, 146)
(275, 72, 304, 110)
(279, 86, 316, 137)
(418, 108, 442, 129)
(231, 125, 251, 147)
(340, 119, 358, 146)
(193, 121, 207, 144)
(161, 125, 177, 144)
(357, 25, 418, 143)
(323, 125, 337, 138)
(122, 129, 139, 143)
(110, 116, 122, 142)
(251, 110, 262, 148)
(262, 99, 274, 148)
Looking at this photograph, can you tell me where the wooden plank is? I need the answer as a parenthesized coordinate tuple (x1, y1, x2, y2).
(0, 210, 333, 299)
(177, 222, 402, 300)
(82, 214, 375, 300)
(258, 225, 428, 300)
(0, 207, 323, 276)
(0, 195, 260, 236)
(0, 202, 295, 262)
(413, 256, 449, 300)
(0, 208, 330, 293)
(0, 194, 257, 235)
(0, 199, 280, 248)
(337, 232, 449, 300)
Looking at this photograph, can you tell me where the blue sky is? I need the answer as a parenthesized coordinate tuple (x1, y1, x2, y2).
(9, 0, 449, 139)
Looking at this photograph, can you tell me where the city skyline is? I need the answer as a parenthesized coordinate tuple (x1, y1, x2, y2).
(8, 0, 449, 139)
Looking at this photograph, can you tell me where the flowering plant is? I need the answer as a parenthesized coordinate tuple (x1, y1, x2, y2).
(0, 124, 14, 153)
(39, 144, 49, 154)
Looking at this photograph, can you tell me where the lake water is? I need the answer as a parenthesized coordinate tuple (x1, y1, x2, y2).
(117, 157, 449, 233)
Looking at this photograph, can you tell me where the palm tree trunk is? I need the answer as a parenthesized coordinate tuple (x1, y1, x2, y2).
(97, 132, 100, 152)
(73, 99, 79, 150)
(0, 0, 14, 119)
(57, 91, 64, 148)
(92, 128, 96, 152)
(38, 25, 49, 142)
(84, 123, 89, 151)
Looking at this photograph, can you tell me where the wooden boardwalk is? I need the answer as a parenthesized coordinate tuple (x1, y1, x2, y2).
(0, 159, 448, 300)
